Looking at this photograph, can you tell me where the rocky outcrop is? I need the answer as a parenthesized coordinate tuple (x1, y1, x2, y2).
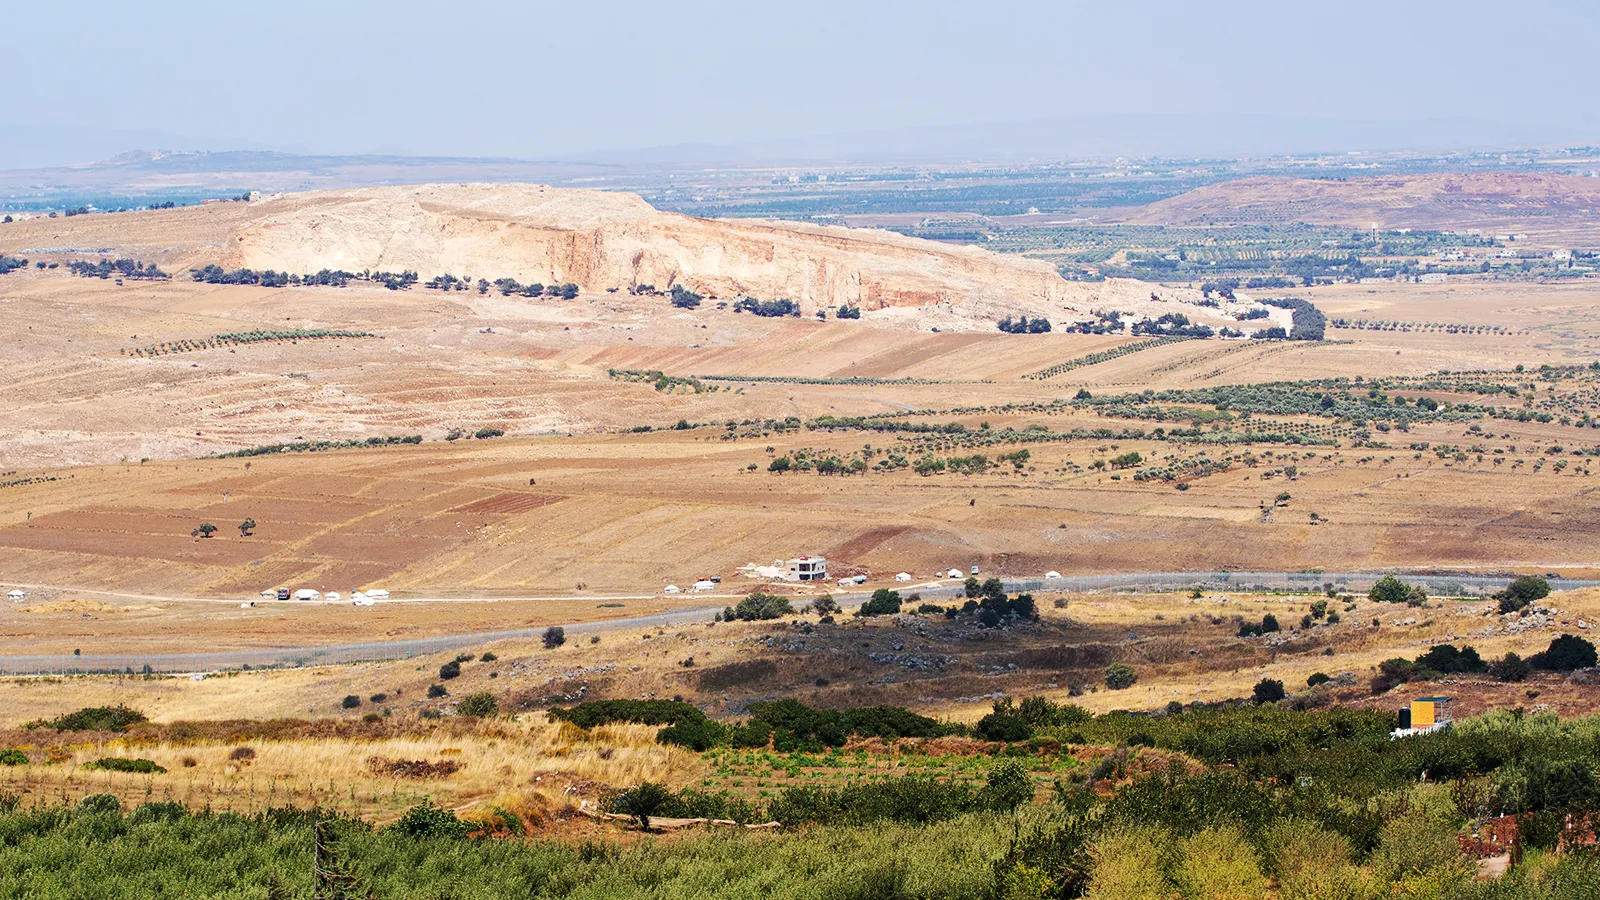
(229, 183, 1090, 314)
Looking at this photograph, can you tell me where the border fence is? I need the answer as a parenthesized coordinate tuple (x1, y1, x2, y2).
(3, 571, 1593, 676)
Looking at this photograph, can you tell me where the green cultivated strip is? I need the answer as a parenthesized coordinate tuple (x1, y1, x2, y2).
(1024, 336, 1192, 380)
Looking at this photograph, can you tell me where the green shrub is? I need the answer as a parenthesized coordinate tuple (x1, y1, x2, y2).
(1530, 634, 1597, 671)
(1497, 575, 1550, 614)
(1105, 663, 1138, 690)
(0, 750, 26, 766)
(722, 592, 794, 621)
(389, 799, 472, 839)
(1252, 679, 1285, 704)
(1085, 825, 1177, 900)
(856, 588, 902, 617)
(1174, 825, 1267, 900)
(613, 782, 672, 829)
(549, 699, 706, 729)
(975, 758, 1035, 812)
(85, 758, 166, 774)
(1368, 574, 1415, 604)
(341, 695, 361, 709)
(78, 793, 123, 814)
(33, 705, 147, 732)
(438, 660, 461, 680)
(1265, 819, 1364, 900)
(542, 626, 566, 649)
(1489, 652, 1532, 682)
(426, 684, 448, 699)
(456, 693, 498, 717)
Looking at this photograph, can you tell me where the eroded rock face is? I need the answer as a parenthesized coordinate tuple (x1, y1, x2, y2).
(229, 183, 1087, 313)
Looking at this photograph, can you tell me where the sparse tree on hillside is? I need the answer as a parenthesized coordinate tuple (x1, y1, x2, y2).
(238, 518, 256, 537)
(192, 523, 217, 539)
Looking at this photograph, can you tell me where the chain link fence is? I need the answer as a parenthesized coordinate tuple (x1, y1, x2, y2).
(4, 571, 1591, 675)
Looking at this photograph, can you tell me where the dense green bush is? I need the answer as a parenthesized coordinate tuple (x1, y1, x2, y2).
(78, 793, 123, 814)
(0, 749, 27, 766)
(1105, 663, 1138, 690)
(856, 588, 902, 617)
(84, 757, 166, 774)
(438, 660, 461, 680)
(721, 593, 794, 621)
(1497, 575, 1551, 614)
(31, 705, 147, 732)
(549, 699, 707, 729)
(389, 799, 473, 839)
(1530, 634, 1597, 671)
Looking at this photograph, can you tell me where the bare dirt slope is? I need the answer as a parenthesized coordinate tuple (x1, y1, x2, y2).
(1125, 172, 1600, 243)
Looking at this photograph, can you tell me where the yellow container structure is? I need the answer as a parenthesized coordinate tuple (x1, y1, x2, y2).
(1411, 697, 1452, 729)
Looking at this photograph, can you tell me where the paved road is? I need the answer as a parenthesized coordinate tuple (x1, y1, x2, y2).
(2, 571, 1593, 675)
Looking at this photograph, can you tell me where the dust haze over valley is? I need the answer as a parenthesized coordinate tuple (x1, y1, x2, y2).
(7, 3, 1600, 897)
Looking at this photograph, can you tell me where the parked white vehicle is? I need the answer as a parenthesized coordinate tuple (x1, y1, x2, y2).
(6, 590, 25, 602)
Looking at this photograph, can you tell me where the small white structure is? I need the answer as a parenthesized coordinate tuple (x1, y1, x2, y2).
(691, 580, 716, 592)
(851, 574, 867, 585)
(7, 589, 26, 601)
(293, 589, 321, 601)
(352, 597, 376, 607)
(365, 589, 390, 600)
(947, 569, 962, 579)
(894, 572, 911, 582)
(324, 592, 342, 602)
(837, 578, 854, 587)
(258, 589, 277, 600)
(350, 591, 368, 603)
(664, 584, 681, 594)
(1045, 571, 1062, 579)
(240, 601, 255, 609)
(785, 556, 828, 582)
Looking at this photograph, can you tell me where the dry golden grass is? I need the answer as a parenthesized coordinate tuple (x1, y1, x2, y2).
(0, 718, 703, 826)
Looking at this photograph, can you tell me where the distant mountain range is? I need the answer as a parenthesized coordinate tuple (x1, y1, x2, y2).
(4, 112, 1597, 173)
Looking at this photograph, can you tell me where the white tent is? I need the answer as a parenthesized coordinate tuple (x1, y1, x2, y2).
(664, 584, 681, 594)
(691, 580, 716, 591)
(325, 592, 342, 602)
(947, 569, 963, 579)
(365, 589, 390, 600)
(6, 590, 25, 601)
(894, 572, 911, 582)
(1045, 571, 1062, 579)
(258, 589, 277, 599)
(293, 589, 321, 601)
(240, 601, 255, 609)
(352, 597, 376, 607)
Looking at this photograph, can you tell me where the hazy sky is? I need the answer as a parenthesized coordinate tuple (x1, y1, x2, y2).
(6, 0, 1599, 161)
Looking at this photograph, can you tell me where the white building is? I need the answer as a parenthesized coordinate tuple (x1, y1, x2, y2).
(785, 556, 827, 582)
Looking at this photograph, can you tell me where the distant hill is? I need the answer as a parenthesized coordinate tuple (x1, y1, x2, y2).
(1124, 172, 1600, 238)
